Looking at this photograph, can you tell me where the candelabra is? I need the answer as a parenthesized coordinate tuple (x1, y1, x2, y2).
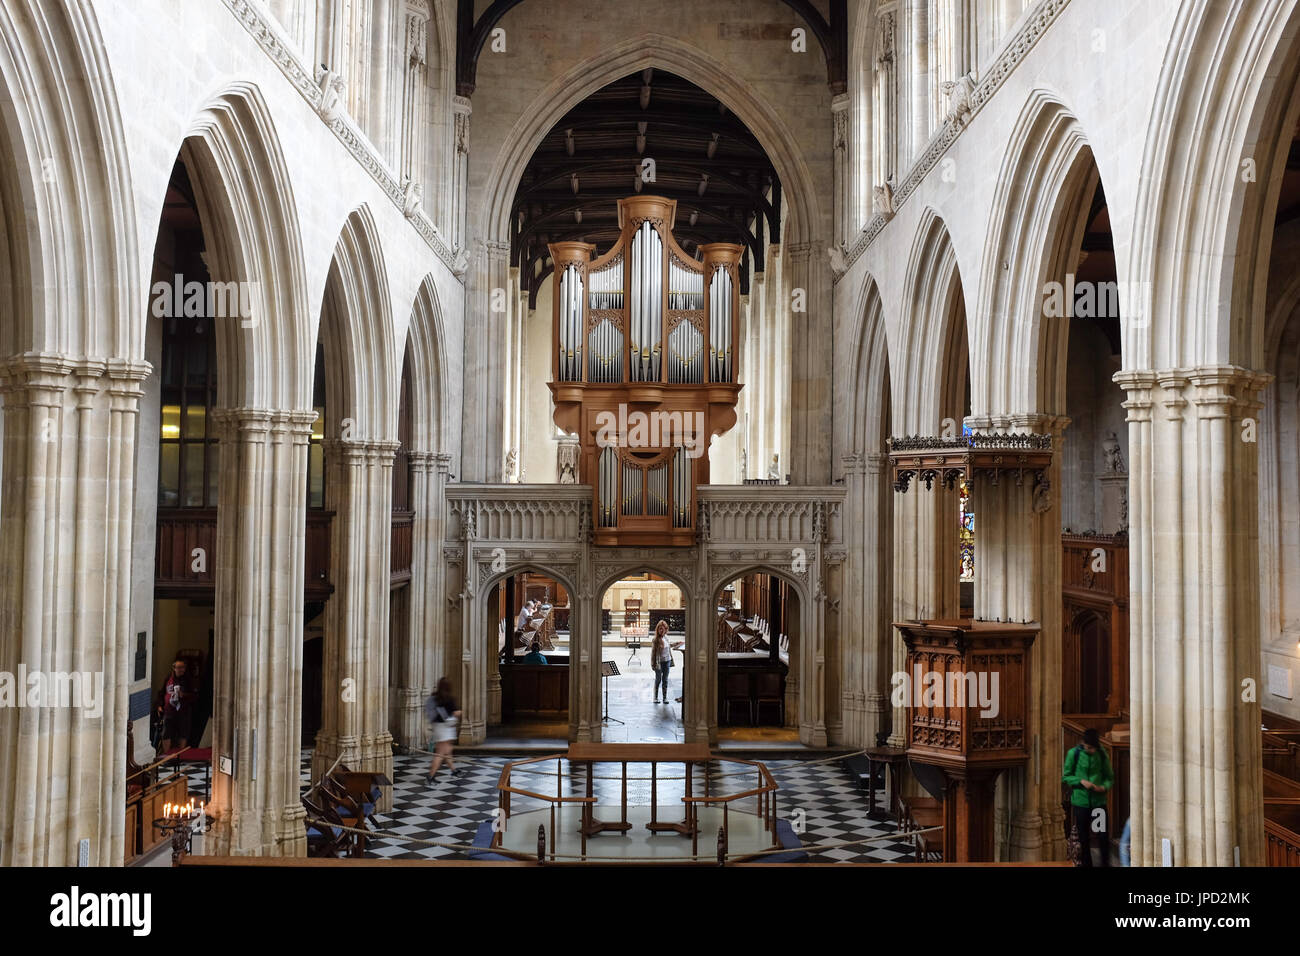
(153, 799, 210, 865)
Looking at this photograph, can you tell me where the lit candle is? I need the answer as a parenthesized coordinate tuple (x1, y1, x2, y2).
(164, 802, 170, 819)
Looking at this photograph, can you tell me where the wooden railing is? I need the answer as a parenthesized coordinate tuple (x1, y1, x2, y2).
(680, 757, 779, 859)
(157, 508, 334, 597)
(494, 755, 597, 861)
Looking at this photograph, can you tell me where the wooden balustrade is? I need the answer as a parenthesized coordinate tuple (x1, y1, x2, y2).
(157, 508, 334, 597)
(155, 508, 217, 596)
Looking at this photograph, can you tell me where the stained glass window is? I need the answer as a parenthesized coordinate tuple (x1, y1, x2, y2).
(959, 478, 975, 582)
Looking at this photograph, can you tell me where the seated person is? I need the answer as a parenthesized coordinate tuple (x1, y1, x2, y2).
(520, 640, 549, 665)
(515, 600, 536, 634)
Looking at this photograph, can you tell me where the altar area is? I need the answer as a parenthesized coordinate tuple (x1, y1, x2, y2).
(602, 577, 682, 625)
(491, 744, 785, 863)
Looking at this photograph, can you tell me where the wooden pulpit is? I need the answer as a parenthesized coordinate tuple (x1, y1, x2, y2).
(892, 619, 1037, 862)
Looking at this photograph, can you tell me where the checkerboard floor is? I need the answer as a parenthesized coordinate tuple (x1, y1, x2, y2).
(284, 750, 917, 863)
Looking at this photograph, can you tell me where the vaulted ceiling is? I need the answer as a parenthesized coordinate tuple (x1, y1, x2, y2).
(511, 69, 781, 307)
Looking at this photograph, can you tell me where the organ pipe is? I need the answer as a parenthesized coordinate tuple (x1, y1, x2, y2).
(547, 198, 744, 545)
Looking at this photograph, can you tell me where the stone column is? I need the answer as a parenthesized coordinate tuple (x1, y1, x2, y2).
(800, 504, 830, 747)
(461, 239, 510, 482)
(968, 414, 1068, 862)
(890, 477, 960, 745)
(268, 0, 317, 61)
(312, 439, 398, 809)
(785, 242, 833, 484)
(456, 503, 488, 745)
(872, 7, 898, 189)
(450, 96, 471, 253)
(1115, 366, 1268, 866)
(392, 451, 431, 748)
(572, 506, 598, 742)
(399, 0, 431, 181)
(909, 0, 931, 159)
(839, 452, 891, 747)
(0, 355, 147, 866)
(209, 408, 315, 857)
(831, 93, 851, 248)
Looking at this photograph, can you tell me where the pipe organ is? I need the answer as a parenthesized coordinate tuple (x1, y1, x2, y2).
(550, 196, 743, 546)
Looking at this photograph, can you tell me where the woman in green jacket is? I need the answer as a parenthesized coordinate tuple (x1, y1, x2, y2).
(1062, 728, 1114, 866)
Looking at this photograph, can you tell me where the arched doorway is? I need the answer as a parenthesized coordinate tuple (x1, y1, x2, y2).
(595, 571, 687, 741)
(713, 569, 802, 745)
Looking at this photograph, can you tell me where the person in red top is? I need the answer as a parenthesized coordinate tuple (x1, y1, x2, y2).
(157, 658, 196, 753)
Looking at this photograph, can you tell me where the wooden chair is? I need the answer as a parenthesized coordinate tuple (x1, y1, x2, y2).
(722, 673, 753, 725)
(302, 794, 354, 858)
(900, 796, 944, 862)
(755, 671, 784, 725)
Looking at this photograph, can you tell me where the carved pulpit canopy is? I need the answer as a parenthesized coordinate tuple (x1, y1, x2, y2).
(886, 433, 1053, 494)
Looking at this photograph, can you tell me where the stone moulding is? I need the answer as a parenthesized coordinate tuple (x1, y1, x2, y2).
(221, 0, 457, 271)
(843, 0, 1073, 271)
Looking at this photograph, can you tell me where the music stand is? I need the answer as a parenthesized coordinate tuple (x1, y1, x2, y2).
(600, 660, 624, 725)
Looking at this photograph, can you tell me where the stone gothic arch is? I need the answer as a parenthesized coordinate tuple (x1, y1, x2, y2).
(176, 84, 315, 858)
(479, 35, 823, 248)
(318, 204, 398, 442)
(181, 84, 312, 410)
(838, 272, 893, 746)
(975, 90, 1096, 419)
(0, 0, 143, 868)
(895, 207, 969, 435)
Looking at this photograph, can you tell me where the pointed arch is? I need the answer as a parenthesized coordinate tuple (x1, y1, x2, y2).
(0, 0, 140, 360)
(318, 204, 397, 440)
(480, 33, 823, 250)
(896, 208, 969, 434)
(405, 273, 450, 454)
(180, 83, 311, 410)
(1130, 1, 1300, 370)
(976, 90, 1098, 417)
(845, 273, 892, 457)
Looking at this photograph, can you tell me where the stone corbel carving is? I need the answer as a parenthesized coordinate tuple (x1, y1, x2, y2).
(401, 178, 423, 219)
(451, 247, 470, 278)
(315, 66, 346, 125)
(941, 73, 976, 129)
(872, 182, 895, 221)
(827, 243, 848, 279)
(1102, 431, 1126, 473)
(1032, 473, 1052, 514)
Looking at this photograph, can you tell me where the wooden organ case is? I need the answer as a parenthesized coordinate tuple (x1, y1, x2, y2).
(548, 196, 743, 546)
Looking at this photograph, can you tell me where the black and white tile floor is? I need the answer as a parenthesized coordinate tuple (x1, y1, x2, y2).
(182, 750, 919, 862)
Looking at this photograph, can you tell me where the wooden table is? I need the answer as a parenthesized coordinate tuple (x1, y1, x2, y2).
(566, 742, 712, 838)
(862, 745, 907, 821)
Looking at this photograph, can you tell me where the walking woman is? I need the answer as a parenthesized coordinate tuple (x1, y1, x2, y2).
(651, 620, 673, 703)
(425, 677, 463, 787)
